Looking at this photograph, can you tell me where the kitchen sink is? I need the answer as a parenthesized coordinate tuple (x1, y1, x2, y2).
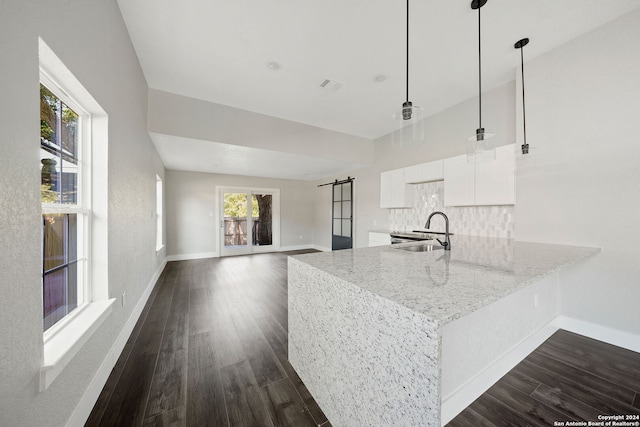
(394, 243, 444, 252)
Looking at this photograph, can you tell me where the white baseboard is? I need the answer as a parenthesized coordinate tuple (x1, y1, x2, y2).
(66, 258, 167, 427)
(166, 251, 218, 261)
(440, 321, 559, 425)
(166, 246, 331, 260)
(280, 244, 326, 252)
(440, 316, 640, 425)
(551, 316, 640, 353)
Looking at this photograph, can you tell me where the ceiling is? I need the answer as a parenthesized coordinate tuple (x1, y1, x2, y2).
(118, 0, 640, 179)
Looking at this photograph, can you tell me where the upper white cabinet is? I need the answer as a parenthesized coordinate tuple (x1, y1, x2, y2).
(380, 160, 443, 208)
(380, 147, 514, 209)
(443, 154, 476, 206)
(444, 144, 516, 206)
(404, 160, 444, 184)
(380, 169, 414, 208)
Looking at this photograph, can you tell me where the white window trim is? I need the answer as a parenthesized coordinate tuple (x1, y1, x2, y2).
(40, 299, 115, 391)
(156, 175, 164, 253)
(39, 38, 112, 391)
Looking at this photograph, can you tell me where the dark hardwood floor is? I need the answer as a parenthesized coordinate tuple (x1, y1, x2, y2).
(87, 250, 640, 427)
(447, 329, 640, 426)
(87, 250, 330, 427)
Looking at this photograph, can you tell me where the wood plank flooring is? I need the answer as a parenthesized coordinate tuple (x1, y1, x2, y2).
(447, 329, 640, 426)
(87, 250, 329, 427)
(87, 250, 640, 427)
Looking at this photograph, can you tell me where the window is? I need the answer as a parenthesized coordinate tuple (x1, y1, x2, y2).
(39, 38, 112, 392)
(156, 175, 163, 251)
(40, 79, 89, 332)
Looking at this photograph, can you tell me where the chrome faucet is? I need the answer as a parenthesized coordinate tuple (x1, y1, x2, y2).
(425, 211, 451, 250)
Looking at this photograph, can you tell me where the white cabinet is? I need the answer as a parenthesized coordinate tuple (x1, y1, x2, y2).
(443, 155, 476, 206)
(444, 144, 516, 206)
(380, 169, 414, 208)
(404, 160, 444, 184)
(368, 232, 391, 247)
(380, 160, 442, 209)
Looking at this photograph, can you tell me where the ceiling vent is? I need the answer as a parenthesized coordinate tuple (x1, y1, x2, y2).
(319, 78, 343, 93)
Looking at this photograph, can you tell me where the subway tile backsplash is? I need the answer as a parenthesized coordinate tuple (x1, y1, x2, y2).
(389, 181, 514, 238)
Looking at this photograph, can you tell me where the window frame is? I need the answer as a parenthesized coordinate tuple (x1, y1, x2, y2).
(38, 38, 114, 392)
(156, 175, 164, 252)
(40, 72, 93, 337)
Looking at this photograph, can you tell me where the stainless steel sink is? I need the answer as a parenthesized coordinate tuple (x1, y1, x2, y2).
(393, 243, 444, 252)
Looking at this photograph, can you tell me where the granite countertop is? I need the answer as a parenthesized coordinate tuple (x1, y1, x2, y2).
(291, 236, 600, 326)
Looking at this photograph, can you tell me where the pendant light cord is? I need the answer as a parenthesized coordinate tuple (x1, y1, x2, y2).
(519, 46, 527, 146)
(406, 0, 409, 103)
(477, 3, 482, 129)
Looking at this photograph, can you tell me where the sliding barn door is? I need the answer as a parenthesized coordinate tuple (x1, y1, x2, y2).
(332, 180, 353, 250)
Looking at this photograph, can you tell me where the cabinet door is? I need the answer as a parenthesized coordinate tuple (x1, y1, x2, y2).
(380, 170, 394, 208)
(475, 144, 516, 205)
(380, 169, 413, 208)
(421, 160, 444, 182)
(444, 155, 475, 206)
(404, 164, 424, 184)
(404, 160, 444, 184)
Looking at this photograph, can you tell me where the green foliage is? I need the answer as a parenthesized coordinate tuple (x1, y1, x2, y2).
(40, 83, 79, 153)
(41, 184, 58, 203)
(224, 193, 259, 218)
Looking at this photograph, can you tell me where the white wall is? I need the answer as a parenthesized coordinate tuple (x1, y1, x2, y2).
(514, 9, 640, 335)
(0, 1, 165, 426)
(313, 82, 516, 249)
(166, 170, 316, 257)
(148, 89, 374, 166)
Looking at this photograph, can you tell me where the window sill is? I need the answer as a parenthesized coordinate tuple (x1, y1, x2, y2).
(40, 298, 115, 392)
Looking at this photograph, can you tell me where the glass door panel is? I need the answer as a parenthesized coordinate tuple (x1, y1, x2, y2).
(220, 189, 276, 256)
(222, 192, 252, 256)
(332, 180, 353, 250)
(253, 193, 273, 247)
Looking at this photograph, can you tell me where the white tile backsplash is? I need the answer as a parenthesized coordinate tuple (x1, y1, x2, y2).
(389, 181, 514, 238)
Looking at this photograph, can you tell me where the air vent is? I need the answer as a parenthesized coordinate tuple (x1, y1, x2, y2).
(319, 78, 343, 93)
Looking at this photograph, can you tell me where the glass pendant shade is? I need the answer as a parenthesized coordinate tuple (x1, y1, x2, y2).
(467, 0, 496, 162)
(467, 128, 496, 161)
(392, 102, 424, 148)
(392, 0, 424, 149)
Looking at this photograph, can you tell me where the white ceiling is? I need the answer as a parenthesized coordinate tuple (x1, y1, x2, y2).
(118, 0, 640, 179)
(150, 132, 369, 181)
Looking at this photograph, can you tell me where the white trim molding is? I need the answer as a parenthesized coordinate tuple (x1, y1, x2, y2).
(440, 322, 559, 425)
(65, 258, 167, 427)
(40, 299, 116, 392)
(440, 315, 640, 425)
(166, 251, 218, 261)
(550, 316, 640, 353)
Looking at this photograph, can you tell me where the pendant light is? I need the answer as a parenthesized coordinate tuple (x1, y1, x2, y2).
(467, 0, 495, 162)
(515, 37, 530, 154)
(392, 0, 424, 148)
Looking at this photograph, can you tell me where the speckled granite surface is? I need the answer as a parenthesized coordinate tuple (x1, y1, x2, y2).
(292, 236, 599, 327)
(288, 236, 599, 427)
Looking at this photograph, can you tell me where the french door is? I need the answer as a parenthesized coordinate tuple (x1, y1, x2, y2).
(219, 187, 279, 256)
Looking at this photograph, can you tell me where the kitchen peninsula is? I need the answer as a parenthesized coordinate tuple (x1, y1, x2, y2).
(288, 236, 599, 427)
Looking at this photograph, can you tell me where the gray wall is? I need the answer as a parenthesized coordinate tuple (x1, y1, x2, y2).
(166, 170, 316, 257)
(148, 89, 373, 166)
(514, 9, 640, 335)
(0, 1, 165, 425)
